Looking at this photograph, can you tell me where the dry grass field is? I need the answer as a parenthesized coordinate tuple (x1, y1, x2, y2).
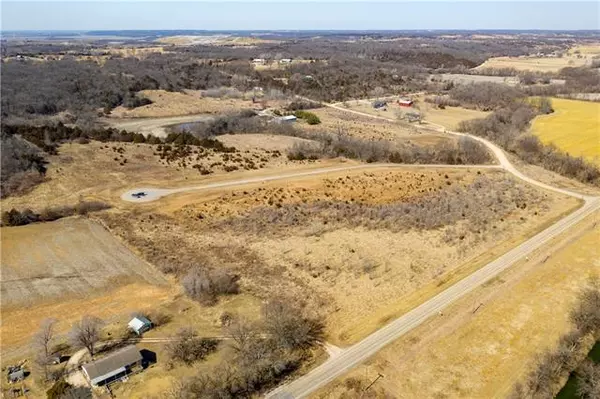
(108, 90, 257, 118)
(531, 98, 600, 166)
(342, 99, 490, 131)
(100, 166, 580, 346)
(316, 210, 599, 399)
(0, 140, 328, 210)
(306, 106, 450, 145)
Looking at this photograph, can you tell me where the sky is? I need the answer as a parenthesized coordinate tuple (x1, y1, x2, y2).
(1, 1, 599, 31)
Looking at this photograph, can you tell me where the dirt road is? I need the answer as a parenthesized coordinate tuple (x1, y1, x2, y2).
(121, 163, 501, 203)
(103, 114, 213, 138)
(264, 99, 598, 398)
(115, 97, 597, 398)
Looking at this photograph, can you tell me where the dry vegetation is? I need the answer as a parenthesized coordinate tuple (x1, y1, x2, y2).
(108, 89, 266, 118)
(99, 167, 579, 346)
(316, 210, 599, 399)
(0, 140, 321, 210)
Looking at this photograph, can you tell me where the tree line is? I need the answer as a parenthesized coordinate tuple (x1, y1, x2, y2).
(510, 281, 600, 399)
(457, 100, 600, 186)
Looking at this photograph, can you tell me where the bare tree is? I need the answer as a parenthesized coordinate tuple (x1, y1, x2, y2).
(371, 86, 385, 100)
(165, 327, 218, 366)
(32, 318, 57, 381)
(69, 316, 103, 357)
(570, 279, 600, 337)
(224, 316, 260, 354)
(263, 298, 324, 351)
(576, 359, 600, 399)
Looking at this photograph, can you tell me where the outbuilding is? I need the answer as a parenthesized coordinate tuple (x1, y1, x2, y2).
(82, 345, 142, 387)
(372, 100, 387, 109)
(128, 316, 152, 335)
(8, 369, 25, 383)
(397, 98, 413, 107)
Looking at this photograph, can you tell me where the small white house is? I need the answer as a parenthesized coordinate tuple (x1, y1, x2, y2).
(128, 316, 152, 335)
(279, 58, 292, 64)
(252, 58, 266, 65)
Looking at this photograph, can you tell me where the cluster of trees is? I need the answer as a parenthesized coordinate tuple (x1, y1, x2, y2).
(1, 133, 48, 198)
(287, 130, 491, 166)
(182, 268, 241, 306)
(171, 297, 324, 398)
(166, 328, 219, 366)
(217, 175, 536, 242)
(1, 201, 110, 227)
(511, 281, 600, 398)
(448, 82, 526, 110)
(458, 102, 600, 186)
(1, 53, 246, 120)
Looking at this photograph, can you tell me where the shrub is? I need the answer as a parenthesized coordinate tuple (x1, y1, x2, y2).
(1, 201, 111, 227)
(294, 110, 321, 125)
(166, 328, 218, 365)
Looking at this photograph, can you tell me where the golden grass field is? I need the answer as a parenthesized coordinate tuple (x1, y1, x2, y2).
(475, 55, 590, 72)
(531, 98, 600, 165)
(316, 210, 599, 399)
(101, 166, 580, 346)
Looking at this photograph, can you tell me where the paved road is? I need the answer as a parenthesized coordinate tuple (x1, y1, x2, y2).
(116, 97, 597, 398)
(264, 99, 598, 398)
(103, 114, 214, 138)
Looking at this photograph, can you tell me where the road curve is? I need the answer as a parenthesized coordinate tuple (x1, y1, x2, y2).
(264, 99, 598, 398)
(322, 101, 590, 200)
(116, 97, 597, 398)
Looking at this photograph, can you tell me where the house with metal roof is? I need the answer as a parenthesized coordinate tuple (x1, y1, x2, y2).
(275, 115, 297, 123)
(82, 345, 142, 386)
(128, 316, 152, 336)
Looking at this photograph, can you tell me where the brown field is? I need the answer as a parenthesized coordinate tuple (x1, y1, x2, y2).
(108, 89, 257, 118)
(217, 133, 317, 151)
(316, 210, 599, 398)
(474, 52, 595, 72)
(100, 166, 579, 346)
(0, 217, 166, 306)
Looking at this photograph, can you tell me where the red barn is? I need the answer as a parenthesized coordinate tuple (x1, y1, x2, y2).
(397, 98, 413, 107)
